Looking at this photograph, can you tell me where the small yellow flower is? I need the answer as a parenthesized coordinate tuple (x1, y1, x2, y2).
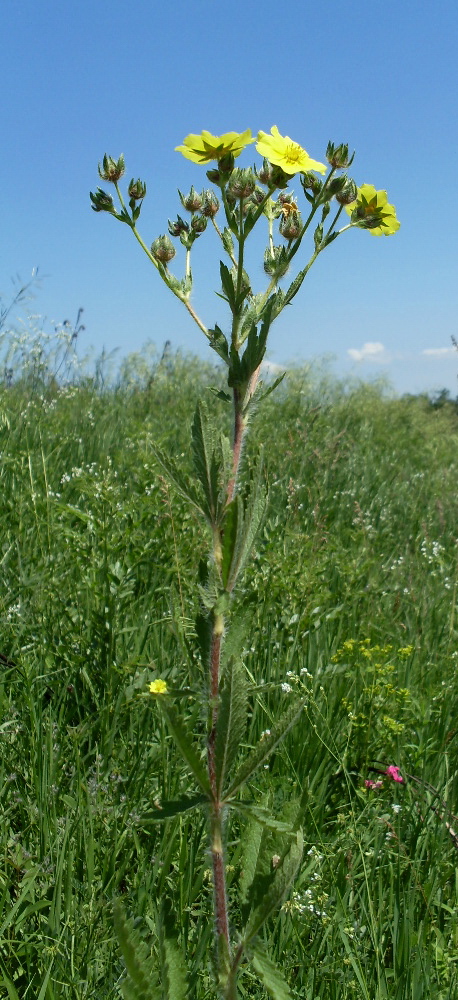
(345, 183, 400, 235)
(149, 678, 168, 695)
(175, 130, 253, 164)
(255, 126, 327, 176)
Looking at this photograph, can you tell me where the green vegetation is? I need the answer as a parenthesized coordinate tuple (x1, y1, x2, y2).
(1, 351, 457, 998)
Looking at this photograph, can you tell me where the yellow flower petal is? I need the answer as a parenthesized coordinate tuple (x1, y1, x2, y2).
(149, 679, 168, 695)
(255, 126, 326, 176)
(345, 183, 400, 235)
(175, 130, 253, 164)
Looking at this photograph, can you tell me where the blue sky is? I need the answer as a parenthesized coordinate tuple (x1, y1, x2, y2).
(3, 0, 458, 394)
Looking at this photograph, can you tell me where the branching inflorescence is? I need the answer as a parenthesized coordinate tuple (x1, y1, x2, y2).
(92, 126, 399, 999)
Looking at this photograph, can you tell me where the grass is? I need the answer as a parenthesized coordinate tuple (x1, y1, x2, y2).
(0, 351, 458, 998)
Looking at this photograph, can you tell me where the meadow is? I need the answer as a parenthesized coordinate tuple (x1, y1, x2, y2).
(1, 345, 458, 999)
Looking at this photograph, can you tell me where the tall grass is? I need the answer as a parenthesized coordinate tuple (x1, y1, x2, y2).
(0, 351, 457, 997)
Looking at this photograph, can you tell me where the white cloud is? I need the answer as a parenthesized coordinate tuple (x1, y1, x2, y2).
(347, 341, 388, 363)
(421, 347, 456, 358)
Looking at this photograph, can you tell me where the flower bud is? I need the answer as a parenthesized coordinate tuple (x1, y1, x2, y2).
(326, 141, 354, 169)
(90, 188, 115, 213)
(201, 190, 220, 217)
(98, 154, 125, 183)
(227, 167, 256, 200)
(269, 165, 291, 190)
(335, 179, 358, 205)
(191, 214, 207, 234)
(206, 168, 221, 184)
(249, 186, 266, 207)
(279, 211, 303, 241)
(257, 158, 275, 186)
(151, 235, 176, 263)
(301, 173, 322, 195)
(263, 245, 289, 278)
(179, 186, 203, 212)
(128, 178, 147, 200)
(168, 215, 189, 237)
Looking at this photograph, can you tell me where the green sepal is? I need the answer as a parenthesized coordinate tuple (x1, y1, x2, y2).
(250, 940, 292, 1000)
(224, 699, 305, 799)
(141, 794, 207, 823)
(214, 655, 248, 799)
(159, 702, 211, 798)
(243, 829, 304, 944)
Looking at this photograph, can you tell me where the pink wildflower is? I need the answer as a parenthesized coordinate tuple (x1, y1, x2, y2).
(385, 765, 403, 783)
(365, 779, 383, 790)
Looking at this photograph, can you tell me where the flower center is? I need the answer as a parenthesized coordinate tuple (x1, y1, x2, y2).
(284, 143, 303, 164)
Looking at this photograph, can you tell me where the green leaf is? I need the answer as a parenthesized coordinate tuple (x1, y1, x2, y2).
(215, 656, 248, 799)
(162, 936, 188, 1000)
(243, 829, 304, 944)
(220, 260, 237, 312)
(208, 324, 230, 364)
(234, 801, 296, 834)
(224, 699, 305, 798)
(221, 495, 242, 589)
(150, 444, 205, 516)
(250, 940, 292, 1000)
(221, 454, 268, 592)
(114, 903, 160, 1000)
(160, 702, 211, 797)
(141, 794, 207, 823)
(238, 808, 264, 906)
(191, 401, 221, 525)
(222, 227, 235, 259)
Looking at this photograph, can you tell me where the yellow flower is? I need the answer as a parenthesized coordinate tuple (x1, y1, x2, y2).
(255, 126, 327, 176)
(345, 183, 400, 235)
(175, 130, 253, 164)
(149, 678, 168, 695)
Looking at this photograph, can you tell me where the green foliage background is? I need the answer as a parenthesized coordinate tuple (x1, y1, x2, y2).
(1, 349, 457, 998)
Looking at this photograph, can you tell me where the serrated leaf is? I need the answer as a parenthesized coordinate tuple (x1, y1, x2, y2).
(160, 702, 211, 797)
(224, 699, 305, 799)
(215, 656, 248, 798)
(208, 324, 230, 364)
(238, 809, 264, 905)
(150, 444, 205, 515)
(221, 455, 268, 592)
(222, 227, 235, 259)
(191, 401, 221, 525)
(255, 371, 287, 405)
(250, 940, 292, 1000)
(114, 903, 160, 1000)
(221, 495, 242, 589)
(141, 794, 207, 823)
(220, 260, 237, 312)
(234, 802, 296, 834)
(243, 829, 303, 944)
(162, 936, 188, 1000)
